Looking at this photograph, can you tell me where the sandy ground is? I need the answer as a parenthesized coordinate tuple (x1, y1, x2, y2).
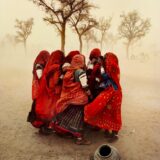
(0, 54, 160, 160)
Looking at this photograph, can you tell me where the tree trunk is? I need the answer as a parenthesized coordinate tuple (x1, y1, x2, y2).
(79, 35, 83, 53)
(24, 40, 27, 55)
(126, 41, 131, 59)
(100, 34, 104, 50)
(61, 23, 66, 52)
(100, 41, 103, 51)
(86, 40, 89, 53)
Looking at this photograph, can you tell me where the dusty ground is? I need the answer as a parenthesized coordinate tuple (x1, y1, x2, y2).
(0, 54, 160, 160)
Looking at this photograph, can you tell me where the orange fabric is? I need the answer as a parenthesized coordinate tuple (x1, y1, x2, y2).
(71, 54, 85, 69)
(56, 54, 88, 114)
(84, 53, 122, 131)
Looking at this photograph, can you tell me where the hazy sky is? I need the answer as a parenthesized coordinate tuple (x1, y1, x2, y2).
(1, 0, 160, 53)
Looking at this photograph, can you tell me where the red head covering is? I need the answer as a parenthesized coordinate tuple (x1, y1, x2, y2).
(89, 48, 101, 60)
(35, 50, 64, 120)
(56, 54, 88, 114)
(42, 50, 64, 77)
(32, 50, 50, 100)
(71, 54, 85, 69)
(45, 50, 64, 68)
(65, 50, 80, 63)
(33, 50, 50, 71)
(104, 52, 120, 86)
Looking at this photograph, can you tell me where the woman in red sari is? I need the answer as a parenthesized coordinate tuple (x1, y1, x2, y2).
(31, 50, 64, 131)
(32, 50, 50, 100)
(59, 50, 80, 80)
(52, 54, 91, 144)
(56, 54, 89, 114)
(87, 48, 104, 99)
(84, 52, 122, 139)
(27, 50, 50, 124)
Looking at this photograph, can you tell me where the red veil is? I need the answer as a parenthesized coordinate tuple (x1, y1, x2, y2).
(84, 52, 122, 131)
(89, 48, 101, 60)
(32, 50, 50, 100)
(65, 50, 80, 63)
(35, 50, 64, 122)
(56, 54, 88, 114)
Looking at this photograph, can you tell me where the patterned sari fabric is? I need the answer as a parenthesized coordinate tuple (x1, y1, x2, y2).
(32, 50, 64, 127)
(53, 105, 84, 137)
(53, 54, 88, 137)
(84, 52, 122, 132)
(32, 50, 50, 100)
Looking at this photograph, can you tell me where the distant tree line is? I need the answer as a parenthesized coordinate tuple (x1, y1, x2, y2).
(29, 0, 151, 59)
(1, 0, 151, 59)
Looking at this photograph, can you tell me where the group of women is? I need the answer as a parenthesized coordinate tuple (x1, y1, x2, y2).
(27, 48, 122, 145)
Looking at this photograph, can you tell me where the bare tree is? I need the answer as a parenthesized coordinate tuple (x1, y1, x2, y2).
(105, 32, 119, 51)
(97, 17, 111, 50)
(83, 30, 98, 52)
(15, 18, 34, 54)
(30, 0, 92, 52)
(70, 9, 97, 53)
(118, 10, 151, 59)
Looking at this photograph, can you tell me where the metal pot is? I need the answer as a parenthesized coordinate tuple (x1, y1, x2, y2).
(90, 144, 121, 160)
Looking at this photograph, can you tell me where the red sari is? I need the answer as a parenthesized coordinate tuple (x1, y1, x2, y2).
(56, 54, 88, 114)
(52, 54, 89, 137)
(34, 50, 64, 123)
(84, 52, 122, 131)
(87, 48, 102, 98)
(32, 50, 50, 100)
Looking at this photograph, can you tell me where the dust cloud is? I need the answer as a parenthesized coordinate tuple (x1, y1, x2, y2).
(0, 0, 160, 159)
